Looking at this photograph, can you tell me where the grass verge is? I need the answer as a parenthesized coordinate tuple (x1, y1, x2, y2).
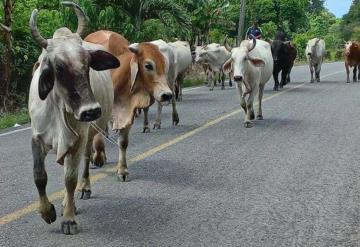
(0, 109, 29, 130)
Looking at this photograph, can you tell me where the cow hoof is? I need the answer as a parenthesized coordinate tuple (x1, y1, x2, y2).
(143, 126, 150, 133)
(273, 87, 278, 91)
(244, 121, 253, 128)
(153, 122, 161, 129)
(80, 189, 91, 200)
(209, 88, 214, 91)
(173, 115, 179, 126)
(257, 115, 263, 120)
(310, 79, 314, 83)
(346, 80, 350, 83)
(117, 169, 129, 182)
(229, 82, 233, 87)
(221, 86, 225, 90)
(316, 78, 320, 82)
(61, 220, 79, 235)
(279, 85, 284, 89)
(40, 203, 57, 224)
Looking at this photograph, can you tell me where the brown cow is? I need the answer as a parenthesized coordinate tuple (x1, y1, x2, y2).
(344, 41, 360, 83)
(85, 30, 172, 181)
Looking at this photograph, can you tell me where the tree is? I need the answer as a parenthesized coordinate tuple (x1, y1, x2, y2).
(0, 0, 13, 112)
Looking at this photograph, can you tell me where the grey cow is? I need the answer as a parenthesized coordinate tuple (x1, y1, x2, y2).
(28, 2, 119, 235)
(306, 38, 326, 83)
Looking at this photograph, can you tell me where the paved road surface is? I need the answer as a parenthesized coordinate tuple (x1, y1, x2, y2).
(1, 62, 360, 246)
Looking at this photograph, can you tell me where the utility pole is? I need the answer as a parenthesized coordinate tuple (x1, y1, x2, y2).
(237, 0, 246, 46)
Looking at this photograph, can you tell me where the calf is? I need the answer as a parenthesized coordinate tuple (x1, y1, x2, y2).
(306, 38, 326, 83)
(29, 3, 119, 234)
(344, 41, 360, 83)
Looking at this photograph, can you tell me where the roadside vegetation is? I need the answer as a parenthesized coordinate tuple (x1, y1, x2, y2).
(0, 0, 359, 129)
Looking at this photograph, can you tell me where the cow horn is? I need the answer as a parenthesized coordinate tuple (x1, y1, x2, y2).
(248, 34, 256, 52)
(224, 35, 232, 51)
(61, 1, 87, 38)
(29, 9, 48, 49)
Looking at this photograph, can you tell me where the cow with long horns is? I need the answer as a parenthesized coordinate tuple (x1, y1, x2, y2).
(223, 36, 273, 127)
(28, 2, 119, 234)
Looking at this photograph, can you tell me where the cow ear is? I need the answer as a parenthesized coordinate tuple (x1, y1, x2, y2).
(130, 56, 139, 93)
(38, 56, 54, 100)
(89, 50, 120, 71)
(223, 58, 233, 73)
(249, 57, 265, 67)
(129, 43, 140, 54)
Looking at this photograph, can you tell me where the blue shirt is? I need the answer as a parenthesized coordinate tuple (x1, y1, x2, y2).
(246, 26, 262, 38)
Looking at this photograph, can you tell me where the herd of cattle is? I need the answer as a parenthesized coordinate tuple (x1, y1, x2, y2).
(26, 3, 360, 235)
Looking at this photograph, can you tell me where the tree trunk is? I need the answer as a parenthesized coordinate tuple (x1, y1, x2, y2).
(0, 0, 13, 113)
(237, 0, 246, 46)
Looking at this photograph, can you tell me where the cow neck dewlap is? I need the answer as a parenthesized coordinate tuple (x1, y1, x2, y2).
(56, 106, 81, 165)
(112, 89, 151, 130)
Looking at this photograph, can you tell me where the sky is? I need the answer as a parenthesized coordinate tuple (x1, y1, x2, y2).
(325, 0, 352, 18)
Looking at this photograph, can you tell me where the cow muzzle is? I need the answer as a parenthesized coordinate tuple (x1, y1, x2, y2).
(77, 103, 102, 122)
(234, 75, 243, 82)
(160, 92, 173, 102)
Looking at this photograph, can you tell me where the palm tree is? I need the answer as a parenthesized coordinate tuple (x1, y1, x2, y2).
(106, 0, 190, 41)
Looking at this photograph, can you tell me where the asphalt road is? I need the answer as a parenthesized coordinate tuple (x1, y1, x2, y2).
(1, 62, 360, 246)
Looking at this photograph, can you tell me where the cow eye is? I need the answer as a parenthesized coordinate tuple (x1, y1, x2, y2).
(145, 63, 154, 71)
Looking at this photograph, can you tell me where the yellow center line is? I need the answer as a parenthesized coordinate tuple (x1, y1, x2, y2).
(0, 70, 344, 225)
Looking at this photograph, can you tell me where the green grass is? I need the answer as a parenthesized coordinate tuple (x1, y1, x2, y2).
(0, 109, 29, 130)
(183, 78, 205, 88)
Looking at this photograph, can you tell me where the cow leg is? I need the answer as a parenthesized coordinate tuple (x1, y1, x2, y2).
(77, 139, 92, 200)
(257, 84, 265, 120)
(32, 136, 56, 225)
(244, 86, 258, 128)
(353, 66, 357, 82)
(286, 66, 292, 84)
(177, 72, 185, 101)
(309, 64, 314, 83)
(171, 96, 179, 126)
(315, 64, 321, 82)
(117, 127, 130, 181)
(280, 69, 288, 88)
(209, 72, 215, 91)
(236, 82, 247, 114)
(229, 72, 233, 87)
(154, 102, 163, 129)
(221, 72, 225, 90)
(143, 107, 150, 133)
(345, 63, 350, 83)
(61, 144, 85, 235)
(273, 70, 280, 91)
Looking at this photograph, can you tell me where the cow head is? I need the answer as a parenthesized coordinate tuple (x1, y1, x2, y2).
(30, 2, 119, 122)
(128, 42, 172, 103)
(194, 43, 222, 63)
(344, 41, 358, 56)
(271, 40, 291, 63)
(306, 38, 320, 58)
(223, 36, 265, 82)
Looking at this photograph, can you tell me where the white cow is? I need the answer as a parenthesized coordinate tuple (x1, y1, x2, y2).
(169, 40, 192, 101)
(306, 38, 326, 83)
(195, 43, 232, 90)
(223, 36, 273, 128)
(28, 3, 119, 235)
